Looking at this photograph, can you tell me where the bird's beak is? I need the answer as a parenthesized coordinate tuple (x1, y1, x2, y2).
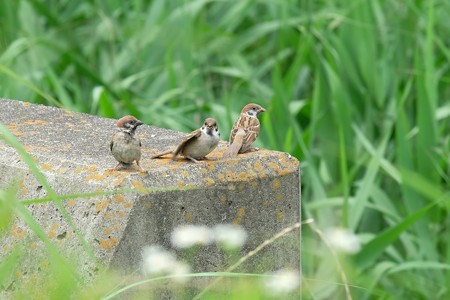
(136, 120, 144, 126)
(259, 107, 266, 113)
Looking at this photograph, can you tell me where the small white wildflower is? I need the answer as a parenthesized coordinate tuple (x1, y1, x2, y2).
(213, 224, 247, 250)
(324, 227, 361, 254)
(141, 245, 177, 275)
(263, 269, 300, 295)
(171, 225, 214, 249)
(171, 261, 191, 283)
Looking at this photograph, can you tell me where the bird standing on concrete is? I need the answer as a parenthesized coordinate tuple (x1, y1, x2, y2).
(110, 115, 144, 171)
(223, 103, 266, 157)
(152, 118, 220, 163)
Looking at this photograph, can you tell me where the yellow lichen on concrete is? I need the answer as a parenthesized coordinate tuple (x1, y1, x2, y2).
(227, 183, 236, 191)
(253, 160, 267, 178)
(113, 221, 121, 230)
(232, 207, 246, 225)
(275, 194, 284, 202)
(18, 179, 29, 195)
(87, 165, 98, 172)
(47, 224, 59, 239)
(24, 145, 49, 152)
(180, 170, 189, 177)
(57, 168, 68, 174)
(217, 173, 226, 183)
(103, 227, 112, 235)
(225, 169, 236, 180)
(66, 199, 76, 208)
(95, 199, 110, 213)
(85, 171, 110, 182)
(276, 210, 284, 221)
(279, 154, 299, 169)
(24, 120, 48, 126)
(177, 181, 186, 188)
(123, 202, 133, 209)
(206, 162, 215, 172)
(118, 211, 126, 218)
(184, 212, 193, 222)
(6, 124, 25, 136)
(74, 166, 84, 174)
(113, 174, 128, 187)
(104, 211, 112, 221)
(271, 178, 281, 190)
(263, 200, 270, 208)
(267, 161, 283, 173)
(40, 163, 53, 171)
(238, 172, 248, 180)
(203, 178, 215, 186)
(131, 180, 146, 193)
(250, 180, 258, 188)
(11, 224, 27, 239)
(114, 195, 124, 203)
(99, 237, 119, 252)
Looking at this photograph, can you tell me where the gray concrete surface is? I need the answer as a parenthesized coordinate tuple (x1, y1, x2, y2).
(0, 98, 301, 296)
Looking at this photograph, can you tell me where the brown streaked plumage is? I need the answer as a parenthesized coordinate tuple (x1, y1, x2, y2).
(223, 103, 265, 157)
(151, 118, 220, 163)
(110, 115, 144, 171)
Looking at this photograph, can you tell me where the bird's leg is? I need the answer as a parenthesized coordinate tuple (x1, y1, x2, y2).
(185, 156, 200, 163)
(136, 160, 145, 172)
(113, 162, 122, 171)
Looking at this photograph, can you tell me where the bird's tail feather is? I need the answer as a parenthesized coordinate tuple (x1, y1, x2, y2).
(151, 150, 173, 159)
(223, 129, 245, 157)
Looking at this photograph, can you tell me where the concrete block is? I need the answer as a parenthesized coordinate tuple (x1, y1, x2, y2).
(0, 99, 301, 295)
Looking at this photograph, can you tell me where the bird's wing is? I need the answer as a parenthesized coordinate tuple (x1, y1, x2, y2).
(172, 128, 202, 158)
(240, 117, 260, 152)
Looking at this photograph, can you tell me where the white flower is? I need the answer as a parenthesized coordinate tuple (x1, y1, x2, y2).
(141, 245, 177, 275)
(263, 269, 300, 295)
(171, 261, 191, 283)
(324, 227, 361, 254)
(213, 224, 247, 250)
(171, 225, 214, 248)
(141, 245, 192, 283)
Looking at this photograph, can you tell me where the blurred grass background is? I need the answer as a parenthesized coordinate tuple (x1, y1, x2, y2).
(1, 0, 449, 299)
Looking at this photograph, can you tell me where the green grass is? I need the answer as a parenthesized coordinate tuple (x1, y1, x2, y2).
(1, 0, 450, 299)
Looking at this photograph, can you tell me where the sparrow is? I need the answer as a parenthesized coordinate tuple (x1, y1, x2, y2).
(151, 118, 220, 163)
(110, 115, 144, 171)
(223, 103, 266, 157)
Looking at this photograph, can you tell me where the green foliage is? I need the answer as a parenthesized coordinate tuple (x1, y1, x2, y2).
(1, 0, 450, 299)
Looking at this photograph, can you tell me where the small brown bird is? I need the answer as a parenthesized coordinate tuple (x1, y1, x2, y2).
(110, 115, 144, 171)
(152, 118, 220, 163)
(223, 103, 266, 157)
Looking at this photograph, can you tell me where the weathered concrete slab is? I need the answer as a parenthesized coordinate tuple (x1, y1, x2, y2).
(0, 98, 300, 294)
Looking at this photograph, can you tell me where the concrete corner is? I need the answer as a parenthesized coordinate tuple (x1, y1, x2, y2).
(0, 98, 301, 295)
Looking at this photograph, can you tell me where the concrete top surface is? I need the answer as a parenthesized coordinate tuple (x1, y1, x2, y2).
(0, 98, 299, 188)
